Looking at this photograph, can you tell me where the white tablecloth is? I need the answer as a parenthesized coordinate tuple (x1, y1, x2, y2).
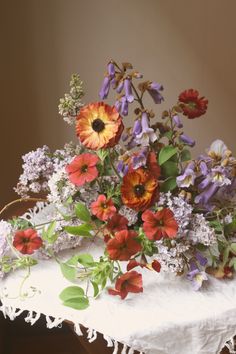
(1, 238, 236, 354)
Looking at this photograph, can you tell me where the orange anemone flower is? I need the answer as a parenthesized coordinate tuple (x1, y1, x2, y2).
(121, 168, 158, 211)
(76, 102, 124, 150)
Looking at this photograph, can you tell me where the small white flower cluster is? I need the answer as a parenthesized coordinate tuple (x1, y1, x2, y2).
(188, 214, 216, 246)
(156, 241, 190, 274)
(0, 220, 12, 258)
(52, 142, 82, 172)
(58, 74, 84, 125)
(15, 145, 54, 197)
(158, 192, 193, 237)
(119, 206, 138, 226)
(47, 167, 78, 207)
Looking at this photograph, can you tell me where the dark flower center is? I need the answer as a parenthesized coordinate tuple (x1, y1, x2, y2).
(92, 118, 105, 133)
(81, 164, 88, 173)
(134, 184, 145, 197)
(22, 238, 30, 244)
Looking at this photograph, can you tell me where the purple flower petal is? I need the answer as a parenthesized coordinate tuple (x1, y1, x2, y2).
(99, 76, 110, 100)
(180, 134, 195, 147)
(124, 78, 134, 103)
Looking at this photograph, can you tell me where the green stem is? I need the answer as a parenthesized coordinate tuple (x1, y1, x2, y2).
(108, 149, 121, 180)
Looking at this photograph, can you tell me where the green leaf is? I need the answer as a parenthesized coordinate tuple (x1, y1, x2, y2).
(160, 177, 177, 192)
(158, 146, 177, 166)
(63, 297, 89, 310)
(42, 221, 58, 244)
(224, 219, 236, 235)
(161, 161, 179, 178)
(180, 149, 191, 162)
(60, 262, 77, 281)
(76, 254, 94, 267)
(75, 203, 91, 223)
(163, 131, 173, 140)
(59, 286, 84, 301)
(231, 243, 236, 254)
(65, 224, 93, 237)
(91, 281, 99, 298)
(223, 246, 230, 266)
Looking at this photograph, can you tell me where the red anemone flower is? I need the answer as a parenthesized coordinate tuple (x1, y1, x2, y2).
(66, 153, 99, 186)
(108, 271, 143, 299)
(106, 213, 128, 234)
(13, 229, 43, 255)
(142, 208, 178, 240)
(91, 195, 116, 221)
(106, 230, 142, 261)
(178, 89, 208, 119)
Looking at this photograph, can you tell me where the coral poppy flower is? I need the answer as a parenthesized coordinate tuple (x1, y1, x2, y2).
(142, 208, 178, 240)
(76, 102, 124, 150)
(121, 168, 158, 211)
(106, 230, 142, 261)
(106, 213, 128, 233)
(13, 229, 43, 255)
(66, 153, 99, 186)
(178, 89, 208, 119)
(91, 195, 116, 221)
(108, 271, 143, 299)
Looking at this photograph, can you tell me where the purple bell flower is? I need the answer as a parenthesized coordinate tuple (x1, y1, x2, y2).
(132, 119, 142, 136)
(135, 112, 157, 146)
(180, 134, 196, 147)
(120, 96, 129, 116)
(124, 78, 134, 103)
(115, 100, 121, 113)
(195, 183, 219, 206)
(187, 269, 208, 291)
(147, 82, 164, 104)
(116, 80, 124, 93)
(177, 168, 196, 188)
(107, 62, 115, 78)
(195, 252, 208, 267)
(173, 115, 183, 128)
(99, 76, 110, 100)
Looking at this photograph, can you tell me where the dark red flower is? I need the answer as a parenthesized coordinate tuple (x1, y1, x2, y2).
(178, 89, 208, 119)
(106, 230, 142, 261)
(127, 259, 161, 273)
(142, 208, 178, 240)
(108, 271, 143, 299)
(13, 228, 43, 255)
(146, 151, 161, 178)
(106, 214, 128, 234)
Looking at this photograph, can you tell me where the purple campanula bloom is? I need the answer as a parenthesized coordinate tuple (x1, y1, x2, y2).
(195, 252, 208, 266)
(135, 112, 157, 146)
(177, 167, 196, 188)
(107, 62, 115, 78)
(147, 82, 164, 104)
(115, 99, 121, 113)
(180, 134, 195, 147)
(132, 119, 142, 136)
(117, 161, 128, 176)
(200, 161, 208, 175)
(198, 177, 211, 190)
(195, 183, 219, 206)
(99, 76, 110, 100)
(173, 115, 183, 128)
(187, 269, 208, 291)
(132, 150, 148, 169)
(120, 96, 129, 116)
(124, 78, 134, 103)
(116, 80, 124, 93)
(210, 166, 231, 187)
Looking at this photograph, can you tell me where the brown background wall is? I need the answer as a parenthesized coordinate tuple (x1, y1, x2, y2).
(1, 0, 236, 207)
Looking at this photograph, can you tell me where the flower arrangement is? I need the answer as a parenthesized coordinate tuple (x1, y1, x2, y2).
(1, 60, 236, 310)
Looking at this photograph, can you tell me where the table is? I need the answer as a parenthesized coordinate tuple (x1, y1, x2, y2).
(0, 203, 235, 354)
